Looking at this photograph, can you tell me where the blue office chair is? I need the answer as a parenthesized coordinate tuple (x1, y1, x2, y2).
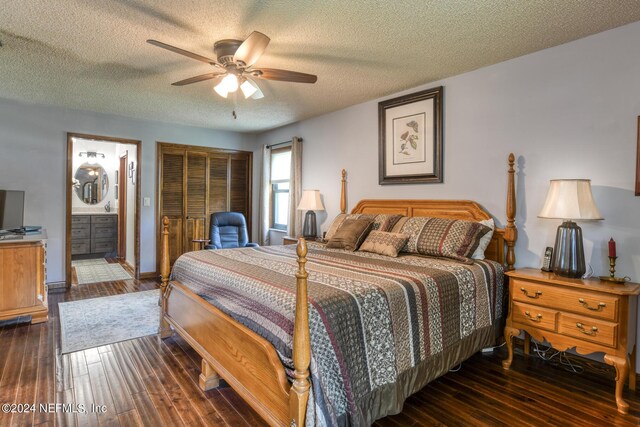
(205, 212, 259, 250)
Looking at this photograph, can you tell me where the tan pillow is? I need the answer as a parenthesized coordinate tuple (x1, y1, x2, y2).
(358, 231, 410, 257)
(326, 219, 373, 251)
(324, 213, 403, 241)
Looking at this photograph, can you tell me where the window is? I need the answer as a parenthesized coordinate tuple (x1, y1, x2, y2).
(271, 147, 292, 230)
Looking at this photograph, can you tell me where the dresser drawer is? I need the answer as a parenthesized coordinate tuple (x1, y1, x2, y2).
(92, 215, 117, 224)
(91, 224, 116, 239)
(512, 279, 619, 322)
(91, 238, 115, 253)
(512, 301, 557, 332)
(558, 313, 617, 348)
(72, 215, 90, 225)
(71, 239, 91, 255)
(71, 226, 90, 239)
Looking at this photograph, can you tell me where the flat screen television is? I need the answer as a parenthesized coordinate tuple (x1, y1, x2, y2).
(0, 190, 25, 232)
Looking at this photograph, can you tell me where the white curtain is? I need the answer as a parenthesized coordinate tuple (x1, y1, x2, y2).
(259, 144, 272, 246)
(287, 137, 303, 237)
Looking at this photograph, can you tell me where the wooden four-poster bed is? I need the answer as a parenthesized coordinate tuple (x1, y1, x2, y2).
(158, 153, 517, 426)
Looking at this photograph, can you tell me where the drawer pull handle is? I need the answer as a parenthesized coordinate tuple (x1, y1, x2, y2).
(521, 287, 542, 298)
(524, 311, 543, 322)
(578, 298, 606, 311)
(576, 322, 598, 335)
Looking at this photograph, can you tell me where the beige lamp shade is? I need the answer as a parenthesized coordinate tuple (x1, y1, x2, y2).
(538, 179, 603, 220)
(297, 189, 325, 211)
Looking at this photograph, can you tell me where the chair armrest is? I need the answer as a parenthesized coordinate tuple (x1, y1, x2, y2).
(245, 243, 260, 248)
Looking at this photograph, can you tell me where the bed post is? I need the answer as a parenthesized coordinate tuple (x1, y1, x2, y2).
(159, 216, 172, 338)
(290, 238, 311, 427)
(340, 169, 347, 214)
(505, 153, 517, 271)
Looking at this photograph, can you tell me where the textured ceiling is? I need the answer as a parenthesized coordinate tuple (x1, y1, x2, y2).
(1, 1, 640, 132)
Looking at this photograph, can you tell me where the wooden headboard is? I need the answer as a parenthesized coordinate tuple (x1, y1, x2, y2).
(339, 154, 517, 269)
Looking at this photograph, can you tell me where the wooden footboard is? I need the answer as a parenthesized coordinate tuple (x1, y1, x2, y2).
(158, 217, 310, 427)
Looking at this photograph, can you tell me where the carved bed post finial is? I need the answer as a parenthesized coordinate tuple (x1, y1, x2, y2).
(159, 216, 172, 338)
(290, 238, 311, 427)
(340, 169, 347, 214)
(505, 153, 517, 270)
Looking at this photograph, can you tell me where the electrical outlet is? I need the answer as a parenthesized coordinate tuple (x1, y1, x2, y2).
(143, 197, 151, 207)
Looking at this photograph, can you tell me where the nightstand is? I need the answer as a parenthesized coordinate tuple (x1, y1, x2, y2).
(283, 236, 298, 245)
(502, 268, 640, 414)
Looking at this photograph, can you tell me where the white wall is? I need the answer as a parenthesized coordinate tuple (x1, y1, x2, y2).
(258, 21, 640, 280)
(257, 21, 640, 369)
(0, 98, 260, 282)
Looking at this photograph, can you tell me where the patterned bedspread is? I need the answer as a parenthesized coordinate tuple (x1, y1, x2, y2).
(171, 242, 504, 426)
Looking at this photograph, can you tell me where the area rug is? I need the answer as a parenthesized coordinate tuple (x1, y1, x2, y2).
(58, 289, 160, 354)
(74, 261, 132, 285)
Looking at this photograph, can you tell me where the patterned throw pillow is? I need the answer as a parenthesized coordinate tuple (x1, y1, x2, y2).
(472, 219, 495, 260)
(324, 213, 403, 241)
(358, 231, 410, 258)
(326, 219, 374, 251)
(391, 216, 491, 262)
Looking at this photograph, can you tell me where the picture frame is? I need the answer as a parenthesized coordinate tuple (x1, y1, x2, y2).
(636, 116, 640, 196)
(378, 86, 443, 185)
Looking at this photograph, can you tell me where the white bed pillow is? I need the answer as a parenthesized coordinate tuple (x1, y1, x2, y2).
(472, 219, 494, 260)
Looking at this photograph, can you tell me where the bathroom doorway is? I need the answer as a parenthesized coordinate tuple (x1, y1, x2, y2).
(65, 133, 141, 287)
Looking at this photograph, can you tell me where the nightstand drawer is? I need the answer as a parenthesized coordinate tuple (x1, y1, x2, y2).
(512, 302, 557, 332)
(558, 313, 617, 348)
(512, 279, 619, 321)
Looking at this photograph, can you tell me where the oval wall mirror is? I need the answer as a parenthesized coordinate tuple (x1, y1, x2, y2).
(74, 162, 109, 205)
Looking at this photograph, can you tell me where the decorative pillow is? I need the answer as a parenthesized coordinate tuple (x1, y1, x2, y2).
(472, 219, 495, 260)
(391, 216, 491, 262)
(326, 219, 374, 251)
(358, 231, 410, 258)
(324, 213, 403, 241)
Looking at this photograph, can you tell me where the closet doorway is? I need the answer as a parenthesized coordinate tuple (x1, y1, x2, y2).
(156, 142, 252, 271)
(65, 133, 142, 287)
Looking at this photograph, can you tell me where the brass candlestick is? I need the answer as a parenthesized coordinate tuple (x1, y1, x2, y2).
(609, 256, 617, 279)
(599, 256, 627, 283)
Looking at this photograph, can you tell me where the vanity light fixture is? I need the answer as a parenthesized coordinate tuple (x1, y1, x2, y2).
(79, 151, 105, 165)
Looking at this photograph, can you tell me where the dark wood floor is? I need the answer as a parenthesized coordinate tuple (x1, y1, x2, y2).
(1, 278, 639, 427)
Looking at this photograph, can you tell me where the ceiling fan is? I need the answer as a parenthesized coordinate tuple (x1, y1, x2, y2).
(147, 31, 317, 100)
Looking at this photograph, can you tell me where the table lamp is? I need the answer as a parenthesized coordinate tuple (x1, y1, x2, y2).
(297, 190, 325, 239)
(538, 179, 603, 278)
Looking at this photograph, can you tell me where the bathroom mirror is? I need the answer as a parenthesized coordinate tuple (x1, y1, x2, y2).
(74, 162, 109, 205)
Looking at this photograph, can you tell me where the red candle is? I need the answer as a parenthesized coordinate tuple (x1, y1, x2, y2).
(608, 238, 616, 258)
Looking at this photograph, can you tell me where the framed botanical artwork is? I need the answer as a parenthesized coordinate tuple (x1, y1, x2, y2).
(378, 86, 443, 185)
(636, 116, 640, 196)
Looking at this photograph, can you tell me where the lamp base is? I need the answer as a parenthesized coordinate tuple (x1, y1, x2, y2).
(552, 220, 585, 278)
(302, 211, 317, 239)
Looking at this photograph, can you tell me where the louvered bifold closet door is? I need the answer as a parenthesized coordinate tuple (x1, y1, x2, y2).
(160, 151, 185, 266)
(185, 152, 208, 252)
(209, 154, 229, 215)
(229, 153, 252, 237)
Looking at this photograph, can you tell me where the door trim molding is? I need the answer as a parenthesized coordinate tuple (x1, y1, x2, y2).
(66, 133, 142, 287)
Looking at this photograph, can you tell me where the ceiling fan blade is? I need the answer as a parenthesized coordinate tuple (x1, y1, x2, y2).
(233, 31, 270, 67)
(147, 39, 217, 65)
(251, 68, 317, 83)
(171, 73, 224, 86)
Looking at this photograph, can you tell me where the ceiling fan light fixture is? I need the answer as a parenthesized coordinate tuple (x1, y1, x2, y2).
(240, 78, 258, 99)
(214, 83, 229, 98)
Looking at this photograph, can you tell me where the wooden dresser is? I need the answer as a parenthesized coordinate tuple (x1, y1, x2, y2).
(0, 231, 48, 324)
(502, 268, 640, 414)
(71, 214, 118, 257)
